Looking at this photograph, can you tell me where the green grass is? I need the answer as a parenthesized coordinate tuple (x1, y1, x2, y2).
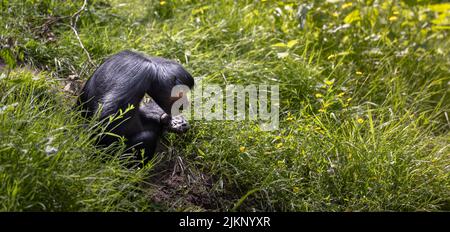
(1, 0, 449, 211)
(0, 69, 154, 211)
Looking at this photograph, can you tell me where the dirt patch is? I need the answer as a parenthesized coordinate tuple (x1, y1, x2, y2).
(59, 74, 84, 96)
(145, 142, 221, 211)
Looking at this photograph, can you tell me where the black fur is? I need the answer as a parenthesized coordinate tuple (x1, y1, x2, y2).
(78, 50, 194, 159)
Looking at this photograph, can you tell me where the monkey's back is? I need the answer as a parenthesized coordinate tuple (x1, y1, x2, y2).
(78, 50, 154, 119)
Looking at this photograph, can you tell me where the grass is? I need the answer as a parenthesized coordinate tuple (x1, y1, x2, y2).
(0, 69, 154, 211)
(0, 0, 449, 211)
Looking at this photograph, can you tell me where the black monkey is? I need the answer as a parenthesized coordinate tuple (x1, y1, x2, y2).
(78, 50, 194, 159)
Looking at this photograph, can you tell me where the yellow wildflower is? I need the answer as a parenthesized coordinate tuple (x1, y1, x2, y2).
(389, 16, 398, 21)
(275, 143, 283, 149)
(324, 79, 334, 86)
(342, 2, 353, 9)
(286, 112, 294, 121)
(277, 160, 285, 167)
(357, 118, 364, 124)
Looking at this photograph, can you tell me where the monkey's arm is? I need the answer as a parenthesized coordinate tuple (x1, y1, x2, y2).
(139, 101, 170, 125)
(139, 102, 190, 134)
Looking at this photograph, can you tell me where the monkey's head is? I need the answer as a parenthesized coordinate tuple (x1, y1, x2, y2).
(148, 59, 194, 115)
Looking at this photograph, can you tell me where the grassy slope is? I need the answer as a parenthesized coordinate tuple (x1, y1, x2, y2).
(0, 0, 449, 211)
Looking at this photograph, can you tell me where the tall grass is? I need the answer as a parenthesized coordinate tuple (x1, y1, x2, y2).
(0, 69, 153, 211)
(0, 0, 449, 211)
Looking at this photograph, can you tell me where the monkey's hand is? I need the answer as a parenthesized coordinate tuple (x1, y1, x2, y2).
(140, 101, 168, 124)
(167, 115, 190, 134)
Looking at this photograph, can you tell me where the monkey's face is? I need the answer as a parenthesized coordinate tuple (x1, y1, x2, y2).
(169, 91, 184, 103)
(150, 82, 191, 115)
(169, 90, 190, 114)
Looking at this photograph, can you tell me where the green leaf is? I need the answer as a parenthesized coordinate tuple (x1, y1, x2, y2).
(432, 25, 450, 30)
(344, 9, 361, 24)
(0, 49, 16, 69)
(192, 5, 211, 15)
(286, 39, 299, 48)
(197, 148, 206, 157)
(429, 3, 450, 13)
(271, 42, 287, 48)
(232, 188, 260, 211)
(367, 8, 379, 27)
(431, 13, 449, 25)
